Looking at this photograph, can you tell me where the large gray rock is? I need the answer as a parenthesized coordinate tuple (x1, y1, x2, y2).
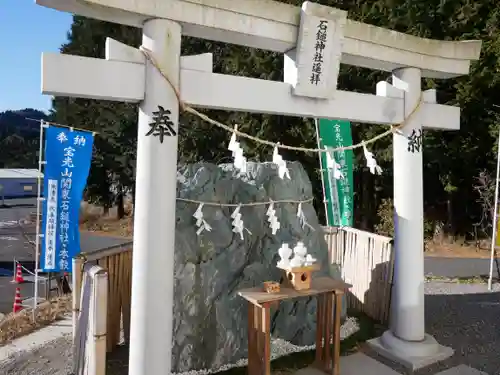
(172, 161, 345, 372)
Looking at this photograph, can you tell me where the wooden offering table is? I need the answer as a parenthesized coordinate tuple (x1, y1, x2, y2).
(238, 277, 351, 375)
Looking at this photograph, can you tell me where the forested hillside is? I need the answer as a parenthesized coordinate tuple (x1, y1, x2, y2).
(0, 109, 47, 168)
(4, 0, 498, 243)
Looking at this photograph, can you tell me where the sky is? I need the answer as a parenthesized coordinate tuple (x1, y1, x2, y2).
(0, 1, 73, 113)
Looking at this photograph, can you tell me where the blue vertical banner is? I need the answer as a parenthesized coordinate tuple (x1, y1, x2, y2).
(41, 126, 94, 272)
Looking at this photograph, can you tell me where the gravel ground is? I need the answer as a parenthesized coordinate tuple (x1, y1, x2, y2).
(364, 281, 500, 375)
(0, 316, 360, 375)
(2, 281, 500, 375)
(421, 281, 500, 375)
(105, 316, 361, 375)
(0, 334, 73, 375)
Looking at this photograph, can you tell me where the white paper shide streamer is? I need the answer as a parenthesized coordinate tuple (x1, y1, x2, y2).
(266, 202, 280, 235)
(296, 202, 314, 231)
(231, 204, 251, 240)
(228, 126, 247, 173)
(272, 145, 290, 179)
(193, 203, 212, 235)
(325, 147, 343, 180)
(363, 143, 382, 175)
(176, 171, 187, 184)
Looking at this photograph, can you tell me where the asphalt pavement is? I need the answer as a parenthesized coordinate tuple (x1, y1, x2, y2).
(0, 198, 38, 265)
(0, 198, 130, 265)
(0, 198, 130, 314)
(424, 256, 499, 278)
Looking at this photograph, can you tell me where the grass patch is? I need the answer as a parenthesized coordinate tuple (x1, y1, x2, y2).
(0, 295, 71, 346)
(214, 311, 378, 375)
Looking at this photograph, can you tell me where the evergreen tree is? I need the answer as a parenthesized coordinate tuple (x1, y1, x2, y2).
(52, 17, 140, 217)
(0, 109, 47, 168)
(50, 1, 500, 236)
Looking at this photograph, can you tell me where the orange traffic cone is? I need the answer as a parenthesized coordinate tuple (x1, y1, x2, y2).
(10, 264, 24, 284)
(13, 288, 23, 313)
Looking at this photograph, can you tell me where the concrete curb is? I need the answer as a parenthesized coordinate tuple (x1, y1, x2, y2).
(0, 316, 72, 363)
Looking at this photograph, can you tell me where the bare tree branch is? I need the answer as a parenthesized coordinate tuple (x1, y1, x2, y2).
(473, 170, 496, 239)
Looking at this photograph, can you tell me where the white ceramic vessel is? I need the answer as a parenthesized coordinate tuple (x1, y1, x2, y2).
(277, 243, 292, 268)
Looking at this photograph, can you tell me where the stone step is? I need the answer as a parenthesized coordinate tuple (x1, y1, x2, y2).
(293, 353, 401, 375)
(290, 353, 487, 375)
(340, 353, 401, 375)
(434, 365, 488, 375)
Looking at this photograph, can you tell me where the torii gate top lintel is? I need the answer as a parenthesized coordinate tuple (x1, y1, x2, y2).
(37, 0, 481, 79)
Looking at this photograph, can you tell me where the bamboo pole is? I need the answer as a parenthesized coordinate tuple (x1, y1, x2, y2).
(112, 253, 123, 345)
(122, 250, 132, 343)
(72, 257, 85, 343)
(92, 268, 108, 375)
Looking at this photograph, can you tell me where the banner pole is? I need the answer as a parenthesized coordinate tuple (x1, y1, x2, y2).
(488, 127, 500, 290)
(315, 119, 330, 226)
(331, 168, 343, 227)
(34, 121, 46, 318)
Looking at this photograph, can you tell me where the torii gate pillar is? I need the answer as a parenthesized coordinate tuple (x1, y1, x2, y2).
(129, 18, 181, 375)
(391, 67, 426, 341)
(367, 67, 454, 369)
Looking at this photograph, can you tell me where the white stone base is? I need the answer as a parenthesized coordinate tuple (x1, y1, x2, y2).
(367, 330, 454, 371)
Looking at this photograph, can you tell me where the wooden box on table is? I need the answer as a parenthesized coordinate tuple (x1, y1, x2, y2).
(279, 263, 320, 291)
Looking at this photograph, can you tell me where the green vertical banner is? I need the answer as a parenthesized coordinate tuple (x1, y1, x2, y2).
(317, 119, 354, 227)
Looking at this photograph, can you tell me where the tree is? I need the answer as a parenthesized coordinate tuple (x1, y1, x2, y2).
(51, 17, 141, 217)
(0, 109, 46, 168)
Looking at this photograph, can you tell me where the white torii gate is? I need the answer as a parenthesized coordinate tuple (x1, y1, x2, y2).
(37, 0, 481, 373)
